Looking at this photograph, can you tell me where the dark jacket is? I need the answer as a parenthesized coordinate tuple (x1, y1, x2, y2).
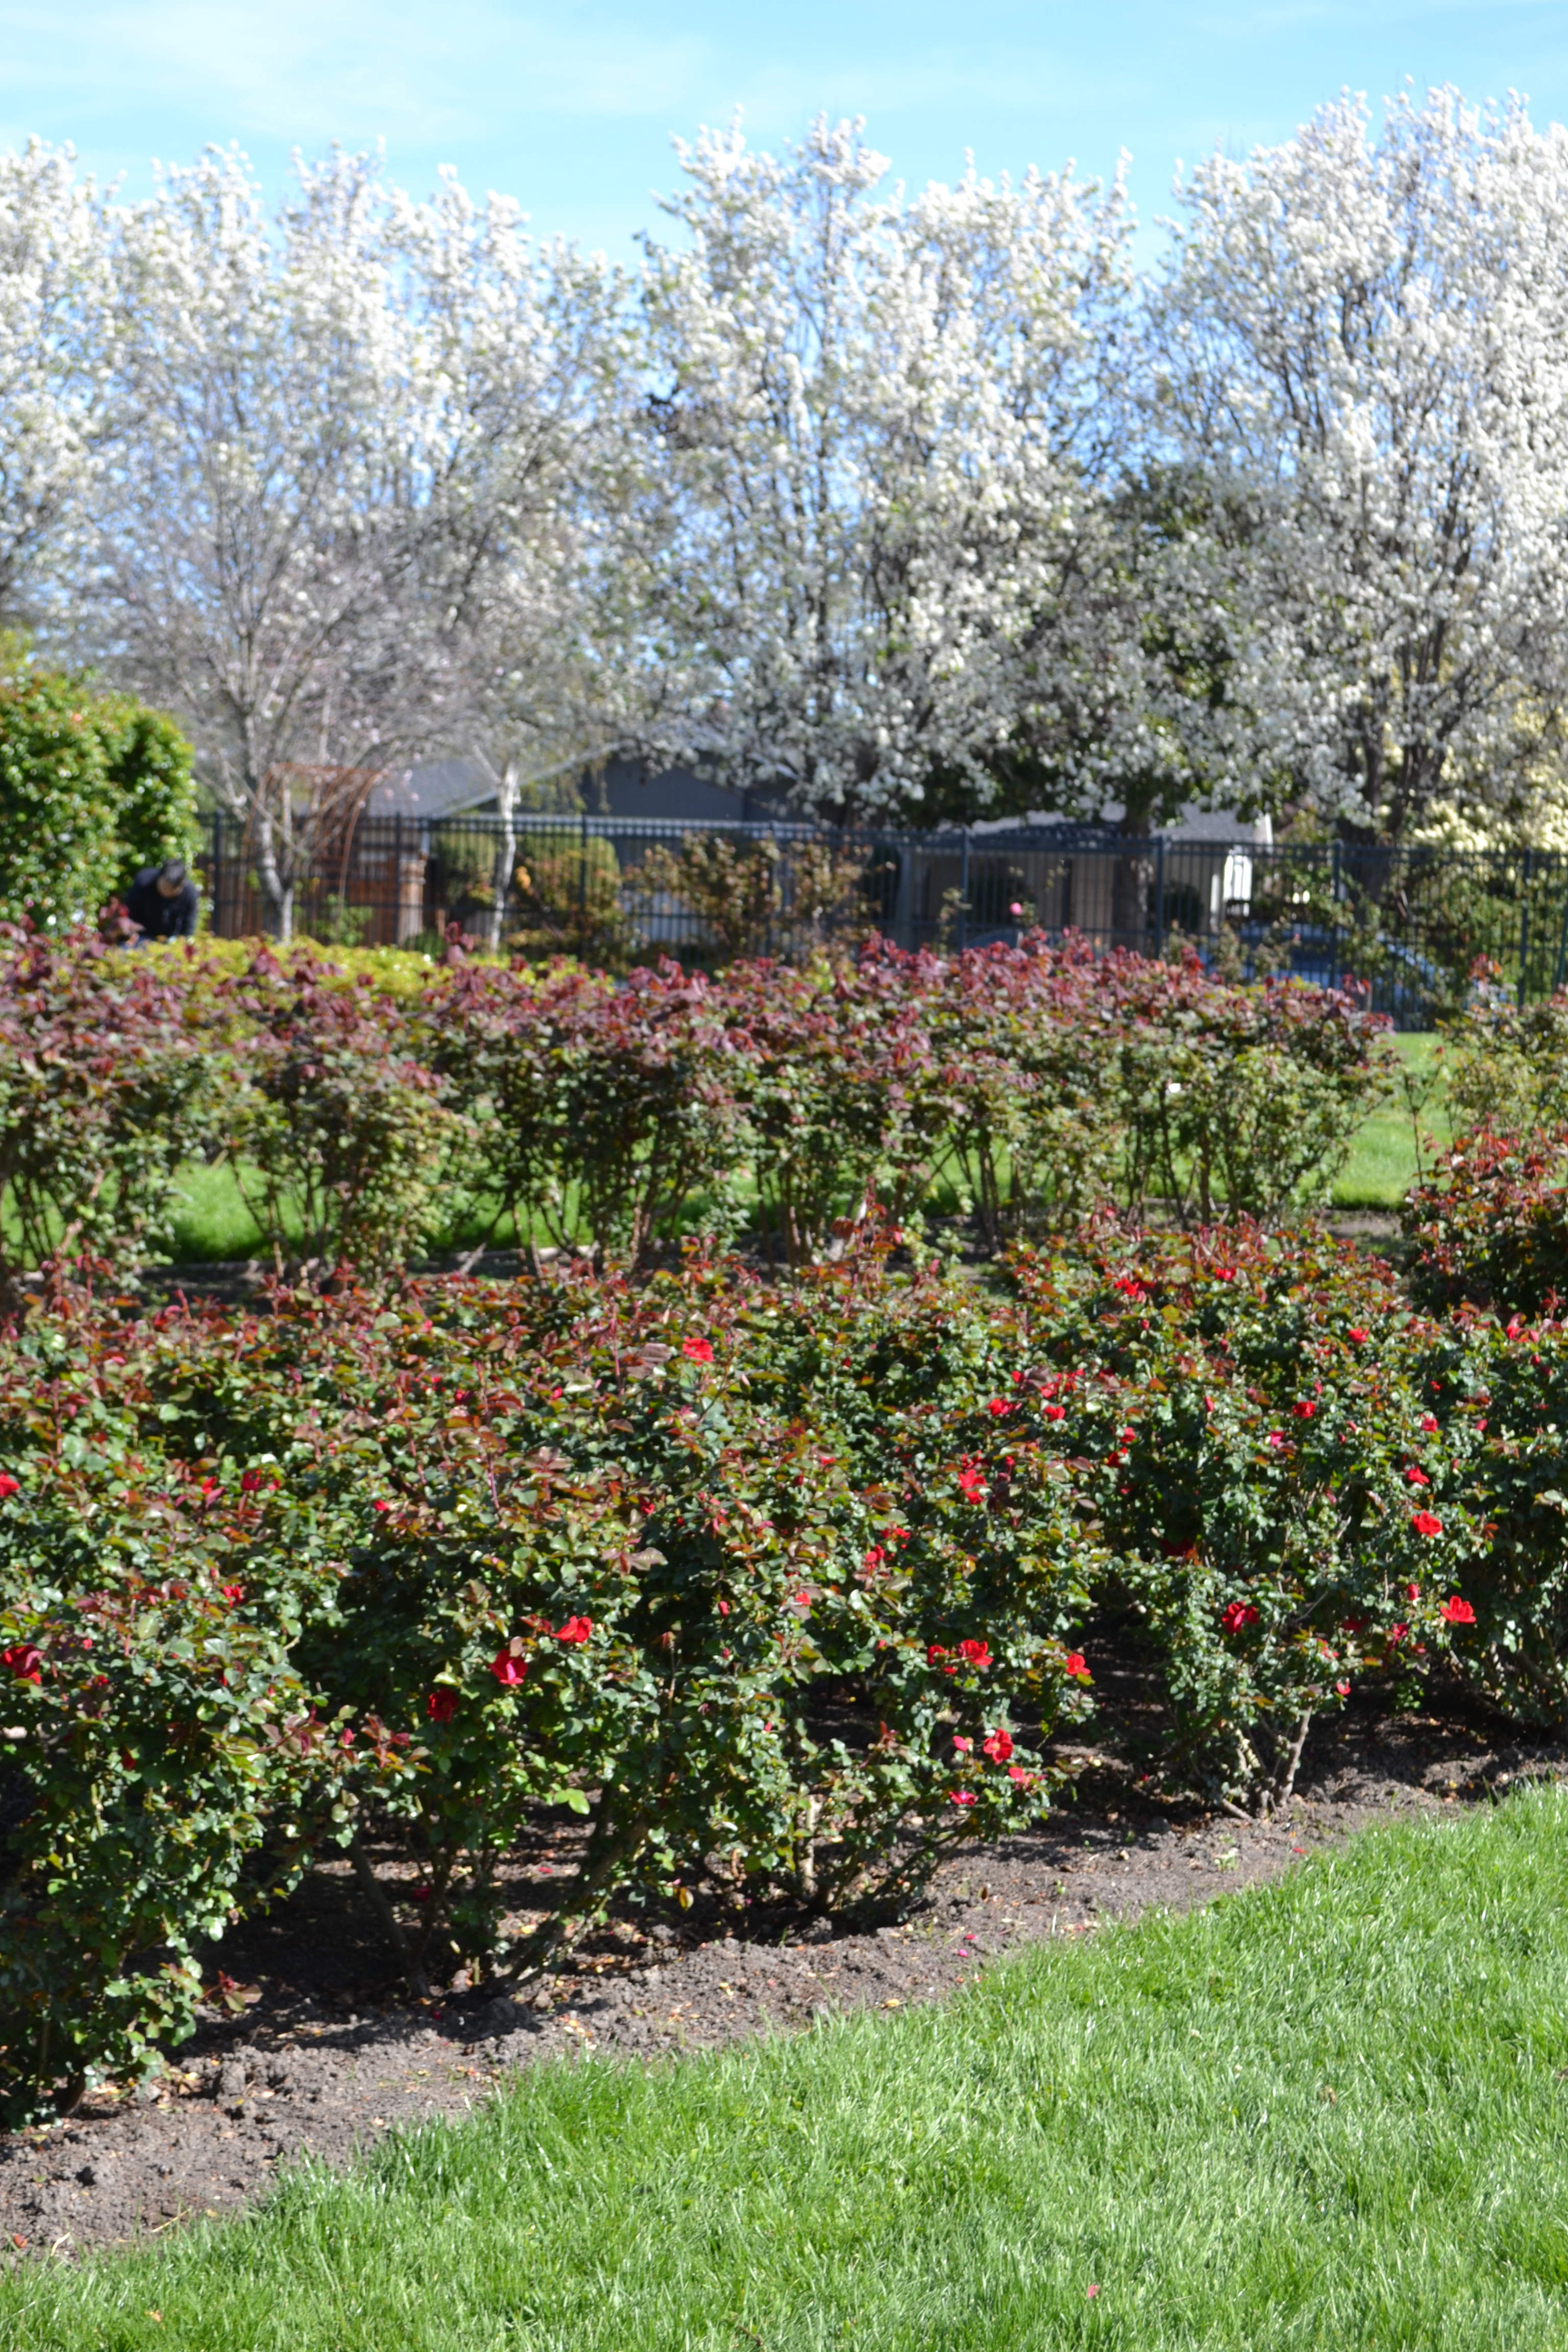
(124, 869, 199, 941)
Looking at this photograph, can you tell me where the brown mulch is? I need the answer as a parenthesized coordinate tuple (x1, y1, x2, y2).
(1, 1693, 1555, 2258)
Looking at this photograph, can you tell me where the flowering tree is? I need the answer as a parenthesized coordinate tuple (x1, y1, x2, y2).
(383, 170, 629, 948)
(89, 148, 435, 936)
(23, 90, 1568, 864)
(0, 140, 106, 628)
(90, 149, 626, 942)
(1147, 88, 1568, 838)
(621, 117, 1134, 818)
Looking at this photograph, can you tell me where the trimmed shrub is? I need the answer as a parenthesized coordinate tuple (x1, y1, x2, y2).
(1008, 1226, 1482, 1802)
(717, 952, 959, 1262)
(0, 675, 196, 931)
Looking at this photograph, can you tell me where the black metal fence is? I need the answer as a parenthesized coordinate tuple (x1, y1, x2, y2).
(195, 810, 1568, 1028)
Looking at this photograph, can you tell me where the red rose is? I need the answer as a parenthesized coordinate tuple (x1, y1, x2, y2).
(1064, 1652, 1090, 1681)
(1410, 1510, 1443, 1537)
(239, 1469, 271, 1494)
(951, 1735, 973, 1754)
(1220, 1602, 1259, 1635)
(926, 1643, 948, 1665)
(982, 1727, 1014, 1763)
(987, 1399, 1011, 1417)
(1043, 1403, 1065, 1420)
(1009, 1765, 1037, 1786)
(555, 1616, 593, 1645)
(1421, 1414, 1438, 1432)
(1292, 1400, 1315, 1419)
(682, 1336, 714, 1364)
(426, 1688, 458, 1724)
(1346, 1328, 1369, 1343)
(1266, 1431, 1285, 1449)
(1335, 1679, 1351, 1697)
(1, 1645, 40, 1683)
(1440, 1596, 1476, 1625)
(958, 1639, 992, 1669)
(949, 1789, 977, 1807)
(490, 1648, 527, 1685)
(1405, 1465, 1430, 1486)
(0, 1475, 19, 1501)
(957, 1466, 987, 1499)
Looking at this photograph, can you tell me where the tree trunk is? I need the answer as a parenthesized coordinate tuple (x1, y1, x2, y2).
(254, 806, 294, 945)
(1111, 812, 1154, 953)
(486, 756, 519, 956)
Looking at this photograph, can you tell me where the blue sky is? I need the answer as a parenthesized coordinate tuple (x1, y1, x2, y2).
(3, 0, 1565, 258)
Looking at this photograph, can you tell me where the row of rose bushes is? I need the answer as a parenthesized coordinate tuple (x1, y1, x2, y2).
(1, 1223, 1564, 2117)
(0, 922, 1391, 1288)
(1400, 982, 1568, 1316)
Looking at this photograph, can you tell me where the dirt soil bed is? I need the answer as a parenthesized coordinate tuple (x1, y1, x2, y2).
(2, 1696, 1558, 2258)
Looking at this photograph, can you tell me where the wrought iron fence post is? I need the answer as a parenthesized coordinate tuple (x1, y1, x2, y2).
(1552, 855, 1568, 994)
(1520, 847, 1535, 1009)
(1153, 836, 1166, 960)
(958, 828, 969, 953)
(578, 812, 590, 923)
(1330, 840, 1341, 993)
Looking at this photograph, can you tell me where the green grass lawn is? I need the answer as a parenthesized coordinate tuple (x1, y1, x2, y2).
(162, 1163, 271, 1264)
(11, 1786, 1568, 2350)
(1331, 1035, 1454, 1212)
(158, 1170, 524, 1269)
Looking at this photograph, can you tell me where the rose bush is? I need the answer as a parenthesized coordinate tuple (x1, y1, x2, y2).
(0, 1294, 417, 2122)
(0, 927, 1394, 1287)
(1404, 1126, 1568, 1317)
(0, 1257, 1095, 2098)
(216, 949, 470, 1280)
(8, 1225, 1568, 2096)
(0, 926, 225, 1304)
(245, 1257, 1094, 1969)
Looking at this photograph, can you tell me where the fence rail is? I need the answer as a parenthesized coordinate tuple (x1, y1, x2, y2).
(194, 810, 1568, 1028)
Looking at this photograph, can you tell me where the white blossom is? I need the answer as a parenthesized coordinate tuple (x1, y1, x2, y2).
(620, 116, 1134, 817)
(0, 140, 106, 626)
(1146, 88, 1568, 836)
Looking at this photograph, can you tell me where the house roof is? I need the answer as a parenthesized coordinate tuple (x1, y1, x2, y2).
(362, 761, 497, 819)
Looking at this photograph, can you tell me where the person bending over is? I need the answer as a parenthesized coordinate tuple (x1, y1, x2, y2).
(124, 858, 199, 943)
